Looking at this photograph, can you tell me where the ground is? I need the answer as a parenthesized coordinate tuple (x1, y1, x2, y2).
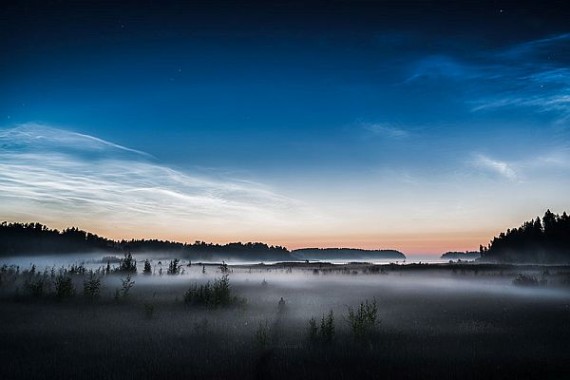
(0, 262, 569, 379)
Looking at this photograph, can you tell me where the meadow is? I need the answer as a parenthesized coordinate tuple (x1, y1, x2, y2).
(1, 258, 569, 379)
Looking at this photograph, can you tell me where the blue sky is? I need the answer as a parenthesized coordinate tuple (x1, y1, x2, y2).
(1, 1, 569, 253)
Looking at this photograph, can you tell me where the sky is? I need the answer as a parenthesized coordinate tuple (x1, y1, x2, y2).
(1, 0, 569, 254)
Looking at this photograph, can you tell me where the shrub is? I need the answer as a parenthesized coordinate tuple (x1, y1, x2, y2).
(55, 275, 75, 299)
(83, 273, 101, 300)
(120, 274, 135, 298)
(24, 276, 45, 297)
(117, 252, 137, 273)
(167, 259, 180, 275)
(68, 264, 86, 275)
(184, 275, 242, 308)
(143, 259, 152, 275)
(347, 299, 379, 342)
(308, 310, 335, 345)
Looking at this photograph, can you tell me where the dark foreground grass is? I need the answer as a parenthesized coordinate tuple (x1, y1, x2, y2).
(0, 265, 569, 379)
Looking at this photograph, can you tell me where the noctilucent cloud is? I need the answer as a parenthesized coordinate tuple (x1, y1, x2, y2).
(1, 1, 569, 254)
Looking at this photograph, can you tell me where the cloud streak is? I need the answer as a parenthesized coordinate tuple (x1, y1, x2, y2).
(482, 35, 570, 123)
(405, 33, 570, 125)
(472, 154, 518, 181)
(363, 123, 410, 139)
(0, 124, 307, 240)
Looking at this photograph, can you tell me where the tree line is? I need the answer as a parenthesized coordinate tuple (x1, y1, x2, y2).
(0, 222, 290, 260)
(480, 210, 570, 263)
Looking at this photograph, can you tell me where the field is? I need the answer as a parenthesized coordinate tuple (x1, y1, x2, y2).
(1, 260, 569, 379)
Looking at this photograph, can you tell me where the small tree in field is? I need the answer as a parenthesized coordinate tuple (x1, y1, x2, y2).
(184, 275, 241, 308)
(307, 310, 335, 345)
(118, 252, 137, 273)
(55, 274, 75, 300)
(143, 259, 152, 275)
(120, 274, 135, 298)
(167, 259, 180, 275)
(83, 272, 101, 300)
(347, 299, 379, 342)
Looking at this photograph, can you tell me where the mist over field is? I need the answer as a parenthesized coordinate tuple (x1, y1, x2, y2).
(1, 255, 569, 379)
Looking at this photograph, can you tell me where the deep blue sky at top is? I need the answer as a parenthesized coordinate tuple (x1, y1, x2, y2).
(2, 0, 568, 181)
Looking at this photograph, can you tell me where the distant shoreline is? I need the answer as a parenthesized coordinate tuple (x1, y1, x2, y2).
(231, 261, 570, 272)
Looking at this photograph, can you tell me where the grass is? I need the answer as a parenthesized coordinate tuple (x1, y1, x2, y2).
(0, 260, 569, 379)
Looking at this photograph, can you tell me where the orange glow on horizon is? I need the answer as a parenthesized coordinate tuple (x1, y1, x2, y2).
(2, 209, 507, 255)
(38, 221, 493, 256)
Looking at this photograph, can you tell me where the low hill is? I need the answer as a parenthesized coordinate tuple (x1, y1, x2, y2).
(0, 222, 404, 263)
(441, 251, 481, 261)
(0, 222, 290, 261)
(292, 248, 405, 261)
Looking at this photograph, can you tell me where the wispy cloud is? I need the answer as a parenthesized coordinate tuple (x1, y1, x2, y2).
(472, 154, 518, 181)
(363, 123, 410, 139)
(471, 67, 570, 123)
(0, 124, 152, 157)
(405, 33, 570, 124)
(473, 34, 570, 123)
(468, 148, 570, 183)
(405, 55, 483, 82)
(500, 33, 570, 61)
(0, 124, 307, 239)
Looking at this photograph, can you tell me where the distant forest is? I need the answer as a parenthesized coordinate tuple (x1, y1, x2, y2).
(292, 248, 405, 260)
(480, 210, 570, 263)
(440, 251, 480, 260)
(0, 222, 290, 261)
(0, 222, 407, 262)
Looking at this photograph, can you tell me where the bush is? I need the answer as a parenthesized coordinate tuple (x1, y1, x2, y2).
(347, 299, 379, 342)
(55, 275, 75, 299)
(117, 252, 137, 273)
(219, 262, 229, 274)
(68, 264, 86, 275)
(184, 275, 243, 308)
(120, 274, 135, 298)
(308, 310, 335, 345)
(24, 276, 45, 297)
(167, 259, 180, 275)
(83, 273, 101, 300)
(143, 259, 152, 275)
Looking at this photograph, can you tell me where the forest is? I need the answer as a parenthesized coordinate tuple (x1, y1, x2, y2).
(0, 222, 290, 260)
(480, 210, 570, 263)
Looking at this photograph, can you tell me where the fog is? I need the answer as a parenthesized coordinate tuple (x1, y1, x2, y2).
(1, 254, 569, 379)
